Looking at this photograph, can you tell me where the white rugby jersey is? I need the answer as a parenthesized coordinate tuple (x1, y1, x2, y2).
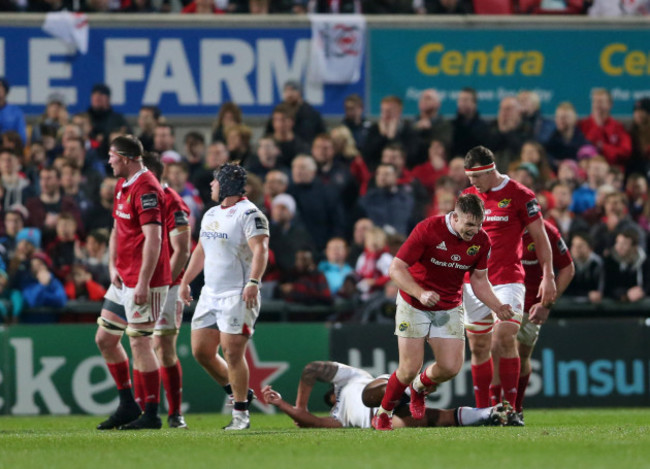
(199, 198, 269, 298)
(330, 364, 376, 428)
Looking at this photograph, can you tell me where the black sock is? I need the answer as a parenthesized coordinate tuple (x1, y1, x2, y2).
(234, 401, 248, 411)
(223, 384, 233, 395)
(118, 388, 136, 408)
(144, 402, 158, 417)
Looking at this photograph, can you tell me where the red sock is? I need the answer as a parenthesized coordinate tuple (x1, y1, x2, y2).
(380, 372, 408, 412)
(489, 384, 502, 407)
(419, 371, 437, 388)
(515, 373, 530, 413)
(161, 361, 183, 416)
(133, 369, 145, 411)
(499, 357, 521, 407)
(471, 358, 493, 408)
(107, 360, 132, 390)
(141, 369, 161, 404)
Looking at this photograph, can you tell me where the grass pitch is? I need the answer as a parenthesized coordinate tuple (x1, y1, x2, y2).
(1, 409, 649, 469)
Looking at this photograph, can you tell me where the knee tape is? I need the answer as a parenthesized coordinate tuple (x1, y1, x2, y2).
(465, 318, 494, 335)
(153, 328, 179, 337)
(126, 326, 155, 337)
(97, 316, 127, 336)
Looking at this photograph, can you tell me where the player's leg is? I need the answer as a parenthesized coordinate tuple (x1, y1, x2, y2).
(119, 286, 168, 430)
(220, 332, 251, 430)
(515, 312, 540, 421)
(463, 284, 495, 408)
(95, 286, 141, 430)
(154, 285, 187, 428)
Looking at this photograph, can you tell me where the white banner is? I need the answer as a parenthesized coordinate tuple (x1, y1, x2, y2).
(42, 12, 89, 55)
(308, 14, 365, 84)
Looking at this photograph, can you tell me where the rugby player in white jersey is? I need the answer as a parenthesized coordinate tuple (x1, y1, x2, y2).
(180, 164, 269, 431)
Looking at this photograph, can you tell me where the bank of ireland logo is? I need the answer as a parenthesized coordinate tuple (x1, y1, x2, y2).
(451, 254, 461, 261)
(467, 245, 480, 255)
(398, 321, 409, 332)
(205, 220, 220, 231)
(498, 198, 511, 208)
(527, 242, 536, 252)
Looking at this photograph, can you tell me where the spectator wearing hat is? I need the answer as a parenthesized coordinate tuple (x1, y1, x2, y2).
(20, 251, 67, 321)
(269, 193, 315, 275)
(8, 227, 40, 292)
(25, 166, 83, 247)
(265, 80, 326, 146)
(544, 102, 590, 169)
(87, 83, 130, 153)
(629, 97, 650, 175)
(0, 78, 26, 144)
(0, 204, 27, 262)
(578, 88, 632, 167)
(510, 162, 540, 191)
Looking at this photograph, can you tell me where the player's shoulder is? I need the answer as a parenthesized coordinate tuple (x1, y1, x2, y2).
(543, 218, 561, 238)
(506, 178, 536, 199)
(134, 170, 163, 193)
(475, 228, 491, 246)
(462, 186, 478, 196)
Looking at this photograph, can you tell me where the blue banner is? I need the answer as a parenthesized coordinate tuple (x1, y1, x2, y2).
(370, 28, 650, 117)
(1, 25, 364, 116)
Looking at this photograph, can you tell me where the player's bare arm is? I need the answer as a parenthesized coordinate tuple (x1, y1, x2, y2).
(179, 240, 205, 306)
(295, 361, 339, 410)
(243, 234, 269, 309)
(389, 257, 440, 307)
(108, 224, 122, 288)
(169, 225, 191, 282)
(470, 269, 514, 321)
(262, 385, 342, 429)
(529, 261, 575, 325)
(527, 218, 558, 306)
(134, 223, 162, 305)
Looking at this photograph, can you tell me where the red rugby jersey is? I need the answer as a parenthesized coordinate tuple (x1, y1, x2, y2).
(164, 186, 191, 286)
(113, 169, 171, 288)
(396, 213, 491, 311)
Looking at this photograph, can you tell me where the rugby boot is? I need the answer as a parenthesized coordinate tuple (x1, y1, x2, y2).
(118, 413, 162, 430)
(96, 403, 141, 430)
(223, 411, 250, 431)
(371, 411, 393, 431)
(168, 413, 188, 429)
(486, 401, 512, 426)
(409, 384, 426, 420)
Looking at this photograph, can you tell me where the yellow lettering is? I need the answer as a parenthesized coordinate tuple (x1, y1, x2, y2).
(465, 51, 488, 75)
(624, 51, 646, 76)
(490, 45, 506, 76)
(416, 43, 443, 76)
(521, 52, 544, 76)
(600, 43, 627, 76)
(441, 51, 463, 76)
(505, 51, 524, 75)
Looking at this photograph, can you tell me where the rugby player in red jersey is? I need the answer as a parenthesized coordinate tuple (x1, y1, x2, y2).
(372, 194, 514, 431)
(95, 136, 172, 430)
(515, 219, 574, 423)
(462, 146, 556, 424)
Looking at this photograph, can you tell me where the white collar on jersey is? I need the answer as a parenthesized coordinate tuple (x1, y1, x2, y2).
(490, 175, 510, 192)
(445, 212, 460, 238)
(122, 167, 149, 188)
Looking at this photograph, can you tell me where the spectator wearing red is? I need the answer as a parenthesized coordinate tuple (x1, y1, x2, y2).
(65, 263, 106, 301)
(411, 139, 449, 197)
(354, 226, 393, 301)
(46, 212, 80, 281)
(331, 125, 371, 196)
(276, 249, 332, 306)
(578, 88, 632, 167)
(182, 0, 226, 13)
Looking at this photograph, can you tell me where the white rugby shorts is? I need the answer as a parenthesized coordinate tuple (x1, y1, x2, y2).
(394, 294, 465, 340)
(463, 283, 524, 334)
(191, 289, 260, 336)
(104, 284, 169, 324)
(155, 285, 183, 332)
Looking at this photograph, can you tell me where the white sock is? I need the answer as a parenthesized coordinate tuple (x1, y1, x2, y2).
(456, 406, 491, 426)
(412, 374, 426, 393)
(377, 406, 393, 416)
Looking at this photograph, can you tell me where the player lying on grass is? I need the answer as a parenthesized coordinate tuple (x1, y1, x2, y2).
(262, 361, 511, 428)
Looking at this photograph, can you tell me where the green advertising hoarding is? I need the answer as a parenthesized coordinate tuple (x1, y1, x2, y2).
(370, 28, 650, 117)
(0, 324, 329, 415)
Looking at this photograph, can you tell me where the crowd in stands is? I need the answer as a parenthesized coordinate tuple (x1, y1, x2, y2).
(1, 0, 649, 16)
(1, 73, 650, 323)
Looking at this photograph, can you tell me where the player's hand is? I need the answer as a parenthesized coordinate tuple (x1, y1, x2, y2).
(419, 290, 440, 307)
(537, 276, 557, 306)
(243, 284, 259, 309)
(494, 304, 514, 321)
(111, 271, 123, 289)
(262, 385, 282, 406)
(133, 281, 149, 306)
(179, 283, 192, 306)
(528, 303, 550, 325)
